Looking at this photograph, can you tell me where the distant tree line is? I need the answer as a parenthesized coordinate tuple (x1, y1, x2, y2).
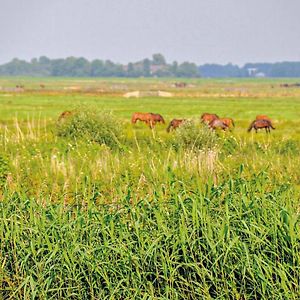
(1, 54, 300, 77)
(0, 54, 199, 78)
(199, 62, 300, 78)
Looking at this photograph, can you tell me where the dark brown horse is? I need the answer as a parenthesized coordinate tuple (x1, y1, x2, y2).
(248, 119, 275, 133)
(131, 112, 164, 128)
(255, 114, 274, 127)
(201, 113, 219, 124)
(256, 115, 272, 122)
(208, 119, 228, 130)
(166, 119, 186, 132)
(174, 82, 187, 88)
(58, 110, 74, 122)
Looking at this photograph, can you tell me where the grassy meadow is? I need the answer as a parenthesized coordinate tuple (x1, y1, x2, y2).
(0, 77, 300, 299)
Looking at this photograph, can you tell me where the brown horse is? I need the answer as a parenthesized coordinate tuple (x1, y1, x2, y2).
(201, 113, 219, 124)
(166, 119, 186, 132)
(174, 82, 187, 88)
(256, 114, 275, 126)
(208, 119, 228, 130)
(219, 118, 235, 129)
(131, 112, 164, 128)
(150, 113, 165, 125)
(58, 110, 74, 122)
(131, 112, 152, 127)
(248, 119, 275, 133)
(256, 115, 272, 122)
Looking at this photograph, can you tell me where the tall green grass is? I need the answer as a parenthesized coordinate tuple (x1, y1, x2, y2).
(0, 172, 299, 299)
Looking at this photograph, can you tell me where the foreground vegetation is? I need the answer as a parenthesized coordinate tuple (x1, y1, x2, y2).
(0, 78, 299, 299)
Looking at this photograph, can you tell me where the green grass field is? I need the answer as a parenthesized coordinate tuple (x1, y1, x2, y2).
(0, 77, 299, 299)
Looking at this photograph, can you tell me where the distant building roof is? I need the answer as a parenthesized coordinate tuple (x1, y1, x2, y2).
(150, 65, 167, 74)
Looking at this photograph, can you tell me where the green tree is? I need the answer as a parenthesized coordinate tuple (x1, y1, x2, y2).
(152, 53, 166, 65)
(91, 59, 105, 77)
(169, 61, 178, 76)
(72, 57, 91, 77)
(176, 62, 199, 77)
(127, 63, 136, 77)
(142, 59, 151, 76)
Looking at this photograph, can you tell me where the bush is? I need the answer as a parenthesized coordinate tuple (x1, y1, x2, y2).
(56, 110, 122, 149)
(173, 120, 218, 150)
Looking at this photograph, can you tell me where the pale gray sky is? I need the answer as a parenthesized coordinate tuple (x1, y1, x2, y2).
(1, 0, 299, 65)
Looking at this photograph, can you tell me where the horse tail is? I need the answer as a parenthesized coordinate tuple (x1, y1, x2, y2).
(247, 121, 255, 132)
(269, 120, 275, 129)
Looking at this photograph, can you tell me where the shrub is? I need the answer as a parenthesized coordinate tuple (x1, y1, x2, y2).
(56, 110, 122, 149)
(173, 120, 218, 150)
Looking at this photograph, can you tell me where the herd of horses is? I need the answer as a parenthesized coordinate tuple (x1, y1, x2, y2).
(58, 111, 275, 133)
(131, 112, 275, 133)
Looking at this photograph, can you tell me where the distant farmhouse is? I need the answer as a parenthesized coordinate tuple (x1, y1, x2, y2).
(247, 68, 266, 78)
(150, 65, 167, 75)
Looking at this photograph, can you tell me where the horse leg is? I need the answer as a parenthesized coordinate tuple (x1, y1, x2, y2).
(149, 120, 154, 129)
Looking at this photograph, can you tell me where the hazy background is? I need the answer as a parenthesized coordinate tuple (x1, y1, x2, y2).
(1, 0, 299, 65)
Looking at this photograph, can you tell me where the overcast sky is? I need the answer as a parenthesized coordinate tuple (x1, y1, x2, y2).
(1, 0, 299, 65)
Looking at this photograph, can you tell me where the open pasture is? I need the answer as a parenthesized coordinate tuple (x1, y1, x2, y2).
(0, 77, 300, 299)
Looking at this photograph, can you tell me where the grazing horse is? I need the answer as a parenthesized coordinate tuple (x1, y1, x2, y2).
(174, 82, 187, 88)
(256, 114, 271, 121)
(131, 112, 164, 128)
(219, 118, 235, 129)
(248, 119, 275, 133)
(208, 119, 228, 130)
(131, 112, 152, 127)
(150, 113, 165, 125)
(256, 115, 274, 128)
(256, 114, 273, 123)
(166, 119, 186, 132)
(201, 113, 219, 124)
(58, 110, 74, 122)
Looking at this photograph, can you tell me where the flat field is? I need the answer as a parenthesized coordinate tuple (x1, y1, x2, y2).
(0, 77, 299, 299)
